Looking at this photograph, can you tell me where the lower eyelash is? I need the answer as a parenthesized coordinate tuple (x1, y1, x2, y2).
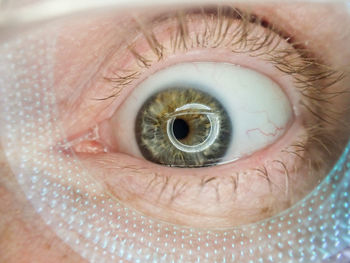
(132, 118, 346, 216)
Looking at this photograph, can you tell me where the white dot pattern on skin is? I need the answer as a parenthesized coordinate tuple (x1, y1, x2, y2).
(0, 19, 349, 263)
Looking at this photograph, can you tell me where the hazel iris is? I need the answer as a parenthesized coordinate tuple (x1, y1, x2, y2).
(135, 87, 232, 167)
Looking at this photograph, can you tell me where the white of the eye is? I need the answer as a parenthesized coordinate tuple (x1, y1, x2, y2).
(112, 62, 293, 162)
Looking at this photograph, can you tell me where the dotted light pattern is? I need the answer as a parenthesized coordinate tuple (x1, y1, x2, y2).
(0, 19, 349, 263)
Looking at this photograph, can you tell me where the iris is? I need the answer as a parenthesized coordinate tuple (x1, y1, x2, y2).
(135, 87, 232, 167)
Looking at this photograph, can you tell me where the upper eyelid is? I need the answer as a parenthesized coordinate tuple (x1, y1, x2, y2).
(105, 8, 344, 97)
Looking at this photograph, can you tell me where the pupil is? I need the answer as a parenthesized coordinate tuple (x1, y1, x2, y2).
(173, 118, 190, 140)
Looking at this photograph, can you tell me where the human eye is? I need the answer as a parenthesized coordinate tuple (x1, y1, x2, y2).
(0, 1, 350, 263)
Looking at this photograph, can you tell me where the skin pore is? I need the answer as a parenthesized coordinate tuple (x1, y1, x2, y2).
(0, 2, 350, 262)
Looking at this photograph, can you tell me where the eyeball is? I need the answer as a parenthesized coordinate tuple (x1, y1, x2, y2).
(111, 61, 293, 167)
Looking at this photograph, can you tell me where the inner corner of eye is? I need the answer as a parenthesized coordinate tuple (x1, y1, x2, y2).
(92, 61, 295, 169)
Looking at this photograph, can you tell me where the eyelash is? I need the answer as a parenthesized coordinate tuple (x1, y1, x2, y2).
(94, 5, 348, 204)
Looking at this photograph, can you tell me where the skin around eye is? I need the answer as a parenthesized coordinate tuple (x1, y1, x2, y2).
(0, 2, 350, 263)
(53, 7, 349, 228)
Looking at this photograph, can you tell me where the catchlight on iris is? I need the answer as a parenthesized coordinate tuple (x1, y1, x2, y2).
(115, 61, 293, 167)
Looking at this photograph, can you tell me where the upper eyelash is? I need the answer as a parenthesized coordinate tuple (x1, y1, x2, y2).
(106, 5, 345, 97)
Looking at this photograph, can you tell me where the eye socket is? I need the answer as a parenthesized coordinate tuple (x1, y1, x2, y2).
(111, 61, 293, 168)
(1, 3, 350, 263)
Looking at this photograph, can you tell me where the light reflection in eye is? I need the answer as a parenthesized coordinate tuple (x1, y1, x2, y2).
(0, 2, 349, 263)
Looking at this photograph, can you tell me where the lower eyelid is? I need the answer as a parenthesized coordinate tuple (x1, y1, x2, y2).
(69, 118, 318, 228)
